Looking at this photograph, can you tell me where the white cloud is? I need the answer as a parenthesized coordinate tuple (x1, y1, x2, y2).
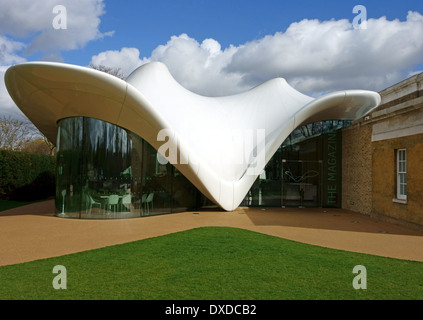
(0, 36, 27, 117)
(90, 47, 147, 77)
(3, 6, 423, 118)
(89, 34, 247, 96)
(0, 0, 112, 60)
(147, 34, 246, 96)
(0, 0, 112, 116)
(91, 11, 423, 97)
(225, 11, 423, 94)
(0, 36, 26, 65)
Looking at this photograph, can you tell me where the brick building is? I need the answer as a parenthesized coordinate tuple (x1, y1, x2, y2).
(342, 72, 423, 231)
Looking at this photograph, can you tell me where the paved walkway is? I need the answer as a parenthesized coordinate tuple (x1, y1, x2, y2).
(1, 200, 423, 266)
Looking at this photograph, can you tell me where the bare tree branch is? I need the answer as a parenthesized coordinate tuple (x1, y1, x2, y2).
(89, 63, 125, 80)
(0, 115, 37, 151)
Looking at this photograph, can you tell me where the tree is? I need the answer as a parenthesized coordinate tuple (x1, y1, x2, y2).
(89, 63, 125, 80)
(0, 115, 37, 151)
(22, 137, 55, 155)
(0, 115, 56, 155)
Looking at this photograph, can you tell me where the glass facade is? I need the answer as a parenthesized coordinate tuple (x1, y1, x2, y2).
(55, 117, 211, 219)
(244, 120, 350, 208)
(55, 117, 349, 218)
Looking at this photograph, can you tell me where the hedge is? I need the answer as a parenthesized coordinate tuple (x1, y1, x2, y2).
(0, 150, 56, 201)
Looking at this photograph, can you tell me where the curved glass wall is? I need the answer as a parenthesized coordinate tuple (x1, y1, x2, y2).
(55, 117, 210, 219)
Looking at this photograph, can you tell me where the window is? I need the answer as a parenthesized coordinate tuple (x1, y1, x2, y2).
(55, 117, 204, 219)
(396, 149, 407, 200)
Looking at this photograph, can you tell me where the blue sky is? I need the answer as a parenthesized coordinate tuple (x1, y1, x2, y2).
(1, 0, 423, 116)
(61, 0, 422, 66)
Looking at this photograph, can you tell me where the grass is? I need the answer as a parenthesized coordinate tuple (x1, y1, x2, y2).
(0, 227, 422, 300)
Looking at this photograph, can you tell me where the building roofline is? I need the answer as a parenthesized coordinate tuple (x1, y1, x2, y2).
(377, 72, 423, 109)
(5, 61, 380, 211)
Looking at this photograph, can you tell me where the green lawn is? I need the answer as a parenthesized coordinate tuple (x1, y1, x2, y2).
(0, 226, 422, 300)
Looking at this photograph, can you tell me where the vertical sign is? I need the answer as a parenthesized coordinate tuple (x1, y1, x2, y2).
(322, 130, 342, 207)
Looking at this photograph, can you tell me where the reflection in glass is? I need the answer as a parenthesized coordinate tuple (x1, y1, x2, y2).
(55, 117, 207, 219)
(243, 120, 349, 208)
(281, 160, 322, 207)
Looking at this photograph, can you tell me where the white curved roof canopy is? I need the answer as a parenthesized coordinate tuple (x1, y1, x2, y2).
(5, 61, 381, 211)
